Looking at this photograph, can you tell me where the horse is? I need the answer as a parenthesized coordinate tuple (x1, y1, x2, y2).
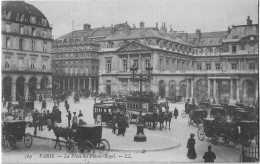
(164, 111, 173, 130)
(74, 94, 80, 103)
(47, 121, 75, 150)
(143, 113, 153, 130)
(157, 112, 165, 130)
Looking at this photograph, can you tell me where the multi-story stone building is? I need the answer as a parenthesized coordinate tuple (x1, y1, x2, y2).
(2, 1, 53, 101)
(98, 18, 258, 104)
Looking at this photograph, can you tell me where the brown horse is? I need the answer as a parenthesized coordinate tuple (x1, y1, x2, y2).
(47, 120, 75, 150)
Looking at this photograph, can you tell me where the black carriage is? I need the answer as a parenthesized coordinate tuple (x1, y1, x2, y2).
(237, 120, 259, 146)
(197, 118, 230, 145)
(182, 103, 198, 118)
(235, 103, 245, 108)
(66, 125, 110, 154)
(188, 109, 207, 126)
(225, 104, 237, 117)
(2, 120, 33, 150)
(93, 103, 118, 128)
(210, 107, 227, 119)
(211, 104, 222, 108)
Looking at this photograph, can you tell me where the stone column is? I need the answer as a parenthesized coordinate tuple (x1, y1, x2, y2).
(89, 77, 92, 92)
(138, 54, 141, 70)
(63, 79, 65, 90)
(213, 79, 216, 99)
(255, 81, 258, 104)
(72, 79, 75, 91)
(165, 81, 169, 97)
(230, 79, 233, 101)
(191, 79, 194, 98)
(186, 79, 189, 98)
(68, 78, 70, 90)
(127, 78, 130, 95)
(94, 79, 97, 93)
(128, 54, 130, 72)
(208, 79, 211, 97)
(236, 79, 240, 102)
(11, 83, 16, 102)
(78, 78, 80, 90)
(36, 83, 40, 101)
(83, 79, 85, 89)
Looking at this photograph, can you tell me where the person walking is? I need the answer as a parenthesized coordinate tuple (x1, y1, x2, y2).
(38, 113, 43, 131)
(203, 145, 216, 162)
(187, 133, 197, 159)
(32, 110, 39, 135)
(72, 112, 78, 130)
(66, 111, 71, 127)
(78, 110, 83, 118)
(41, 100, 46, 111)
(174, 107, 179, 119)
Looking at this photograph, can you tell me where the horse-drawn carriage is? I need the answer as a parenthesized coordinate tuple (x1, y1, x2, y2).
(93, 103, 118, 127)
(66, 125, 110, 154)
(182, 103, 197, 118)
(188, 109, 208, 126)
(165, 96, 183, 103)
(2, 120, 33, 150)
(210, 107, 227, 118)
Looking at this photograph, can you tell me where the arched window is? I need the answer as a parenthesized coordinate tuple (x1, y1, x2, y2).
(5, 61, 10, 69)
(6, 38, 11, 49)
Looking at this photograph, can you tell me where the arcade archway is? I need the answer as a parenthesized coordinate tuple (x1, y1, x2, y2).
(242, 79, 255, 104)
(28, 77, 37, 101)
(40, 77, 49, 89)
(16, 77, 25, 101)
(2, 77, 11, 100)
(179, 80, 187, 98)
(169, 80, 176, 98)
(158, 80, 166, 98)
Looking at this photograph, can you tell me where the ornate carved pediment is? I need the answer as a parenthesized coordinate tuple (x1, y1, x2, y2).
(117, 41, 152, 52)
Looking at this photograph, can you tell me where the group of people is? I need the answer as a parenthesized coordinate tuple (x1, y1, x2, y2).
(187, 133, 216, 162)
(111, 112, 129, 136)
(32, 109, 48, 135)
(66, 109, 85, 130)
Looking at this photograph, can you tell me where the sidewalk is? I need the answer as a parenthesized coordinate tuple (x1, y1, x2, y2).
(27, 124, 180, 152)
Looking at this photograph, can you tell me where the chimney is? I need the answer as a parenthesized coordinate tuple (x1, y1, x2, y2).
(196, 29, 201, 40)
(83, 23, 91, 30)
(140, 21, 145, 28)
(247, 16, 252, 25)
(160, 22, 167, 33)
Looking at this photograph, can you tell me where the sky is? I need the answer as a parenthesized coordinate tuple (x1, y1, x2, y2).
(27, 0, 259, 39)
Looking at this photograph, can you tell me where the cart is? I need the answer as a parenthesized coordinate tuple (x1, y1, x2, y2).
(225, 104, 237, 118)
(237, 120, 259, 146)
(210, 107, 227, 119)
(93, 103, 117, 127)
(66, 125, 110, 154)
(188, 109, 207, 126)
(182, 103, 197, 118)
(2, 120, 33, 150)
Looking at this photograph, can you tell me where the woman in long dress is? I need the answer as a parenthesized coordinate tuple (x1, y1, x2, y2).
(187, 133, 197, 159)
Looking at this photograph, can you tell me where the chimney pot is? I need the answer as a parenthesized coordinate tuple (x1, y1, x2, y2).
(140, 21, 145, 28)
(247, 16, 252, 25)
(84, 23, 91, 30)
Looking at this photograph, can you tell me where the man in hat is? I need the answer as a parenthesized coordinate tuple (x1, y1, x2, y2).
(174, 107, 179, 119)
(187, 133, 197, 159)
(32, 110, 39, 135)
(203, 145, 216, 162)
(66, 111, 71, 127)
(72, 112, 78, 130)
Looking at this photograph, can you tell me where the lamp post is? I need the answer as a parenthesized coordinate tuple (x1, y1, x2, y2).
(130, 62, 153, 142)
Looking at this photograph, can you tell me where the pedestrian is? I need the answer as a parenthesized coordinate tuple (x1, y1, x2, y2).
(42, 110, 47, 126)
(57, 99, 60, 107)
(174, 107, 179, 119)
(42, 100, 46, 111)
(78, 110, 83, 118)
(39, 94, 42, 102)
(38, 113, 43, 131)
(32, 110, 39, 135)
(72, 112, 78, 130)
(187, 133, 197, 159)
(112, 115, 117, 134)
(203, 145, 216, 162)
(57, 109, 62, 123)
(66, 111, 71, 127)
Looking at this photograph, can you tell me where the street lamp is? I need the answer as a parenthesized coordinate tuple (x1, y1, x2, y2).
(130, 62, 153, 142)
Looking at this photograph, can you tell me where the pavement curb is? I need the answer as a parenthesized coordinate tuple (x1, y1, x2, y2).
(32, 135, 181, 153)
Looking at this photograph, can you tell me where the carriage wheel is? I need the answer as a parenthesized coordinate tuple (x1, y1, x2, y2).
(197, 128, 205, 141)
(84, 141, 95, 154)
(255, 134, 259, 145)
(98, 139, 110, 154)
(24, 133, 33, 148)
(197, 119, 203, 126)
(7, 135, 16, 150)
(241, 133, 251, 147)
(181, 110, 186, 118)
(212, 134, 218, 145)
(106, 121, 113, 129)
(66, 141, 74, 152)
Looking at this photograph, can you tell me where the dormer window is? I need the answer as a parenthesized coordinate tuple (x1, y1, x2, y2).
(5, 24, 11, 33)
(43, 29, 47, 38)
(30, 16, 36, 24)
(16, 13, 20, 21)
(42, 18, 47, 26)
(32, 28, 36, 36)
(6, 38, 11, 49)
(4, 10, 11, 19)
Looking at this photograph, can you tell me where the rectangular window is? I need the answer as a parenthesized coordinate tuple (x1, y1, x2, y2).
(206, 63, 211, 70)
(30, 59, 36, 70)
(18, 58, 24, 69)
(43, 42, 47, 52)
(70, 68, 73, 74)
(123, 59, 127, 72)
(159, 58, 163, 70)
(30, 16, 36, 24)
(6, 38, 11, 49)
(232, 45, 236, 53)
(19, 39, 23, 50)
(145, 59, 150, 67)
(65, 68, 68, 73)
(5, 24, 11, 33)
(19, 26, 24, 35)
(4, 58, 10, 70)
(32, 40, 36, 51)
(133, 59, 138, 68)
(32, 28, 36, 36)
(231, 63, 237, 70)
(249, 62, 255, 70)
(197, 64, 202, 70)
(106, 60, 112, 72)
(43, 30, 47, 38)
(215, 63, 221, 70)
(42, 60, 47, 70)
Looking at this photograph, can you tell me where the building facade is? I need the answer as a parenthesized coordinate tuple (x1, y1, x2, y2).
(98, 19, 258, 105)
(2, 1, 53, 101)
